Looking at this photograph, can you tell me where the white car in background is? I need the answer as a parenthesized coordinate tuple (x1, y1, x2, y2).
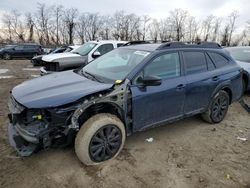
(40, 40, 127, 74)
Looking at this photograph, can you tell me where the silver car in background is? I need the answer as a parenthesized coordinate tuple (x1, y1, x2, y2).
(225, 47, 250, 91)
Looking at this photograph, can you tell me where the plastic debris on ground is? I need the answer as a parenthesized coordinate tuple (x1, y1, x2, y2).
(236, 136, 247, 142)
(145, 138, 154, 143)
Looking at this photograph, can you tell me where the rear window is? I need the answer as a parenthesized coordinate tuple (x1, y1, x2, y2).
(184, 51, 207, 74)
(207, 52, 228, 68)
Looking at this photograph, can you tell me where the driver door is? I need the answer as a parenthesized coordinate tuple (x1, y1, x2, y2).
(130, 52, 186, 131)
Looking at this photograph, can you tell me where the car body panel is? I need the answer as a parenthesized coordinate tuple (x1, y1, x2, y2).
(12, 70, 113, 108)
(225, 47, 250, 90)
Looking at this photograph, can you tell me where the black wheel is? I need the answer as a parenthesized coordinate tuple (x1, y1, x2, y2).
(3, 53, 11, 60)
(202, 90, 229, 123)
(75, 113, 125, 165)
(89, 124, 122, 162)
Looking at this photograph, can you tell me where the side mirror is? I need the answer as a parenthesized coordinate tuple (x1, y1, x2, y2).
(92, 51, 101, 58)
(138, 75, 162, 86)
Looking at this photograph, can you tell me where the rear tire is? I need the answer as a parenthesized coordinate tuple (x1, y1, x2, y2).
(202, 90, 229, 124)
(75, 113, 126, 166)
(242, 79, 247, 94)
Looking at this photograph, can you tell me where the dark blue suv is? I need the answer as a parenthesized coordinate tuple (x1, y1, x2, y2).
(8, 42, 242, 165)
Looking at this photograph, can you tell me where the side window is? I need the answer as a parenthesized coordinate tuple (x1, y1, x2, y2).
(144, 52, 180, 79)
(205, 53, 216, 70)
(15, 46, 24, 50)
(184, 51, 207, 74)
(207, 52, 229, 68)
(96, 44, 114, 55)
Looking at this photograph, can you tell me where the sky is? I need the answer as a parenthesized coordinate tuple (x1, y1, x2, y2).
(0, 0, 250, 30)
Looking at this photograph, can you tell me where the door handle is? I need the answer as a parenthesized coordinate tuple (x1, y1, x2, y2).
(176, 84, 185, 90)
(212, 76, 219, 81)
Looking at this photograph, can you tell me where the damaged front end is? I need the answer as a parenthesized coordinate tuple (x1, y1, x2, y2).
(8, 95, 77, 156)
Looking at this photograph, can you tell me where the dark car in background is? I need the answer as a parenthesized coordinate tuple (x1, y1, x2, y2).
(225, 46, 250, 91)
(0, 43, 43, 60)
(31, 45, 80, 66)
(8, 42, 242, 165)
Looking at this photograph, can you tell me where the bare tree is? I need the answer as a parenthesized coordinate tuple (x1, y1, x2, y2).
(25, 12, 34, 42)
(85, 13, 102, 41)
(149, 19, 159, 42)
(202, 15, 215, 41)
(141, 15, 150, 40)
(64, 8, 78, 44)
(52, 5, 64, 45)
(34, 3, 52, 45)
(221, 25, 230, 46)
(169, 9, 188, 41)
(2, 12, 13, 42)
(211, 18, 221, 42)
(228, 11, 239, 46)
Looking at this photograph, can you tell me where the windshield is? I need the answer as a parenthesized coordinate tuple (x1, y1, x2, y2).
(80, 48, 150, 83)
(72, 43, 96, 56)
(226, 48, 250, 63)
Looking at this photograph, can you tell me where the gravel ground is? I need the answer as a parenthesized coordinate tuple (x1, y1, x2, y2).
(0, 60, 250, 188)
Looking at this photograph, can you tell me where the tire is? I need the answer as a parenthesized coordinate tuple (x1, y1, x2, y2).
(3, 53, 11, 60)
(75, 113, 126, 166)
(202, 90, 229, 124)
(242, 79, 247, 94)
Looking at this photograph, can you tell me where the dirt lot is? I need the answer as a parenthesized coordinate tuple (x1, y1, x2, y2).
(0, 59, 250, 188)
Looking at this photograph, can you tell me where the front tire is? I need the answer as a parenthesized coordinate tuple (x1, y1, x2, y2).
(202, 90, 229, 123)
(3, 53, 11, 60)
(75, 113, 126, 166)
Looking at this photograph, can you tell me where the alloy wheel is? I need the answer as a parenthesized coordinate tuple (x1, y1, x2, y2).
(89, 124, 122, 162)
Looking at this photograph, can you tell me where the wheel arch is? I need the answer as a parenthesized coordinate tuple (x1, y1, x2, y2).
(77, 102, 128, 133)
(242, 71, 249, 90)
(210, 82, 233, 105)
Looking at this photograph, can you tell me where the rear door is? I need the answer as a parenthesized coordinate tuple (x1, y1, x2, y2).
(182, 50, 218, 114)
(130, 52, 186, 131)
(13, 45, 25, 58)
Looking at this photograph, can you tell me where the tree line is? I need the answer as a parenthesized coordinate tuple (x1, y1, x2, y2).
(1, 3, 250, 47)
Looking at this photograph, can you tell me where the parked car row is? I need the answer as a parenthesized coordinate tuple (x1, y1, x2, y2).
(8, 41, 243, 165)
(39, 40, 127, 74)
(31, 45, 80, 66)
(0, 43, 43, 60)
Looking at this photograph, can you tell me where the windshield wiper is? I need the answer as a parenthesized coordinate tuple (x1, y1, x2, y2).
(81, 70, 103, 83)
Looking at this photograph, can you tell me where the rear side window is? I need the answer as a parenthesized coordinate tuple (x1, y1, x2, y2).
(183, 51, 207, 74)
(205, 53, 216, 70)
(207, 52, 228, 68)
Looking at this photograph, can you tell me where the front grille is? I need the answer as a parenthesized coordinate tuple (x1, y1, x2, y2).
(43, 61, 59, 72)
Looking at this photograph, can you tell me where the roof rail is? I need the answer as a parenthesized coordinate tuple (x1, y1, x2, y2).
(122, 41, 151, 46)
(157, 41, 221, 50)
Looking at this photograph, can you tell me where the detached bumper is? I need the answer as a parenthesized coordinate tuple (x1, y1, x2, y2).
(40, 67, 53, 76)
(8, 123, 39, 156)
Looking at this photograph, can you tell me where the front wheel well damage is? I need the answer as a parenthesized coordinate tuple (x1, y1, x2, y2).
(77, 102, 126, 129)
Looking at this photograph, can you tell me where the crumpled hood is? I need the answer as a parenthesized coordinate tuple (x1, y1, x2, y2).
(42, 52, 81, 62)
(12, 70, 113, 108)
